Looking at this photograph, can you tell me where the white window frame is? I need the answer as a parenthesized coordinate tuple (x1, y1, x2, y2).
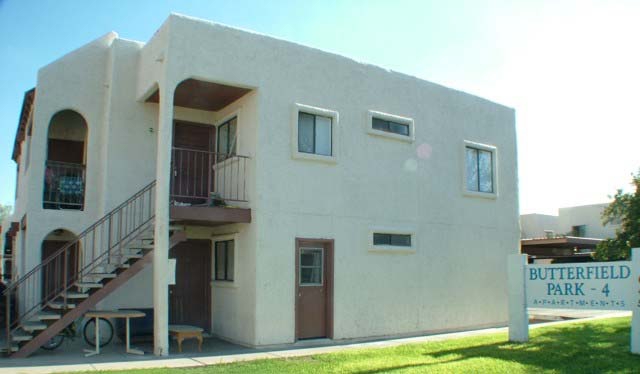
(214, 110, 241, 168)
(367, 110, 415, 142)
(299, 247, 324, 286)
(463, 140, 498, 199)
(212, 233, 238, 288)
(368, 227, 416, 254)
(291, 103, 339, 163)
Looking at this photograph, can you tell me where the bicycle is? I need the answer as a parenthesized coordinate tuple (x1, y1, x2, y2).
(41, 317, 114, 350)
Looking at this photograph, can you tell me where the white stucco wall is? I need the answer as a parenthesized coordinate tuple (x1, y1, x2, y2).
(557, 203, 618, 239)
(520, 213, 558, 239)
(164, 15, 518, 345)
(10, 14, 519, 348)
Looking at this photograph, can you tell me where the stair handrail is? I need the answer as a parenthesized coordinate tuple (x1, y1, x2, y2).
(3, 180, 156, 294)
(3, 180, 157, 351)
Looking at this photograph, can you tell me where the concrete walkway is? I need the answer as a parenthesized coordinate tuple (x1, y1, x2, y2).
(0, 310, 631, 374)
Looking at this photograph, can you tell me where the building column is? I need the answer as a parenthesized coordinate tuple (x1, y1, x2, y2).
(153, 82, 174, 356)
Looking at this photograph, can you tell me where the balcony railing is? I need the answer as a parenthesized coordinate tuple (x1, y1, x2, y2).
(43, 161, 86, 210)
(171, 147, 249, 204)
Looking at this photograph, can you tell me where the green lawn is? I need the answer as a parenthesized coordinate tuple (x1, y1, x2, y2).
(92, 317, 639, 373)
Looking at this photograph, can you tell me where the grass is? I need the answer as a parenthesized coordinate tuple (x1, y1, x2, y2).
(87, 317, 639, 373)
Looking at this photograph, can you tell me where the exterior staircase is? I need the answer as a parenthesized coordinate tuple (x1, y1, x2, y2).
(2, 181, 186, 358)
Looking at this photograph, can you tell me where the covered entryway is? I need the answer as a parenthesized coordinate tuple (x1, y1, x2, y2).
(169, 239, 212, 332)
(295, 238, 334, 340)
(41, 229, 79, 303)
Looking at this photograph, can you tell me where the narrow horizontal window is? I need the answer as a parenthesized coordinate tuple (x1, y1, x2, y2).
(373, 233, 412, 247)
(372, 117, 410, 136)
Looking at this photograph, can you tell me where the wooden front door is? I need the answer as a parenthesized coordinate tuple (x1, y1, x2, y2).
(295, 239, 334, 340)
(169, 239, 212, 332)
(41, 240, 78, 301)
(171, 121, 215, 203)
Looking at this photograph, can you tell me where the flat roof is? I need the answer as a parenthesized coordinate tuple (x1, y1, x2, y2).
(521, 236, 602, 249)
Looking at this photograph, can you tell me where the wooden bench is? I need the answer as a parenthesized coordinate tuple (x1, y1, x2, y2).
(169, 325, 203, 353)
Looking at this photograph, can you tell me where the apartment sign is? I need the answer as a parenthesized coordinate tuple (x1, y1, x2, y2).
(508, 248, 640, 355)
(526, 263, 632, 310)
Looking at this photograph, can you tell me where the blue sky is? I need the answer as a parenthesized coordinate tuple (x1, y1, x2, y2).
(0, 0, 639, 214)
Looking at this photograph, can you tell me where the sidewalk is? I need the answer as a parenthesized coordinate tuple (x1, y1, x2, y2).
(0, 310, 631, 374)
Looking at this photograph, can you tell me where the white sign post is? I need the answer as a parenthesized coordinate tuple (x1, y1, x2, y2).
(509, 248, 640, 354)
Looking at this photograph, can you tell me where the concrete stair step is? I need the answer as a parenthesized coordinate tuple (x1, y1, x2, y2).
(110, 253, 143, 259)
(75, 282, 103, 289)
(47, 301, 76, 309)
(85, 273, 117, 280)
(21, 321, 47, 332)
(36, 311, 61, 320)
(65, 292, 89, 299)
(0, 344, 19, 353)
(11, 331, 32, 342)
(127, 244, 154, 250)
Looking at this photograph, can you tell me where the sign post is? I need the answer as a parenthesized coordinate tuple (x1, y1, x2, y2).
(509, 248, 640, 354)
(631, 248, 640, 354)
(508, 253, 528, 342)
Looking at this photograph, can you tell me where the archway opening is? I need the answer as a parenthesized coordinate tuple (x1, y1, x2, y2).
(43, 110, 87, 210)
(41, 229, 80, 303)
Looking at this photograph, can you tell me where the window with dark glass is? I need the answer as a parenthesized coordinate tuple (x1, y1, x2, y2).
(215, 240, 234, 281)
(571, 225, 586, 237)
(372, 117, 410, 136)
(298, 112, 332, 156)
(373, 233, 412, 247)
(465, 146, 494, 193)
(217, 117, 237, 162)
(299, 248, 323, 285)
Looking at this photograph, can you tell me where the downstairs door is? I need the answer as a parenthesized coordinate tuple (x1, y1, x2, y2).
(295, 238, 334, 340)
(169, 239, 212, 332)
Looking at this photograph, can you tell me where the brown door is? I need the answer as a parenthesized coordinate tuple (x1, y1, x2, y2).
(295, 239, 334, 340)
(171, 121, 215, 203)
(169, 239, 212, 332)
(41, 241, 78, 301)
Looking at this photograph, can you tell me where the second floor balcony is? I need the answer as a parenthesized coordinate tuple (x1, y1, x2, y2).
(43, 161, 85, 210)
(169, 147, 251, 225)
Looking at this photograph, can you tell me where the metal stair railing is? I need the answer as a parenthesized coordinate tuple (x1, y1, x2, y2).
(3, 180, 157, 352)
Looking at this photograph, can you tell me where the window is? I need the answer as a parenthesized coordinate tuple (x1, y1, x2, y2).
(292, 103, 338, 162)
(299, 248, 323, 285)
(298, 112, 332, 156)
(571, 225, 586, 237)
(367, 110, 414, 141)
(464, 142, 496, 196)
(215, 240, 234, 281)
(373, 233, 412, 247)
(217, 116, 237, 162)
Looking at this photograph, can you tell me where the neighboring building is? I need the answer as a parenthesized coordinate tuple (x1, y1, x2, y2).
(520, 203, 618, 239)
(0, 14, 518, 358)
(520, 203, 619, 263)
(519, 213, 558, 240)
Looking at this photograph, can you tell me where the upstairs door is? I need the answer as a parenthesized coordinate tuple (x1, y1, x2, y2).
(169, 239, 212, 332)
(171, 121, 215, 204)
(295, 239, 334, 340)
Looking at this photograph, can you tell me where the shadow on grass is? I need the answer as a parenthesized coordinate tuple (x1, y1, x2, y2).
(357, 320, 640, 373)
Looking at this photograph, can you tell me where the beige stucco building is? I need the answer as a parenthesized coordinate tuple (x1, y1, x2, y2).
(0, 14, 519, 357)
(520, 203, 619, 239)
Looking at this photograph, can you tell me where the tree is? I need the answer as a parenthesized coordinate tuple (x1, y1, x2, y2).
(594, 171, 640, 261)
(0, 204, 11, 223)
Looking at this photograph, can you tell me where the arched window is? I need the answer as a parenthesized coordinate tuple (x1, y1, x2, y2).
(43, 110, 87, 210)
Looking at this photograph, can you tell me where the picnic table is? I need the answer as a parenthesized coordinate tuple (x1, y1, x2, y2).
(84, 310, 146, 357)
